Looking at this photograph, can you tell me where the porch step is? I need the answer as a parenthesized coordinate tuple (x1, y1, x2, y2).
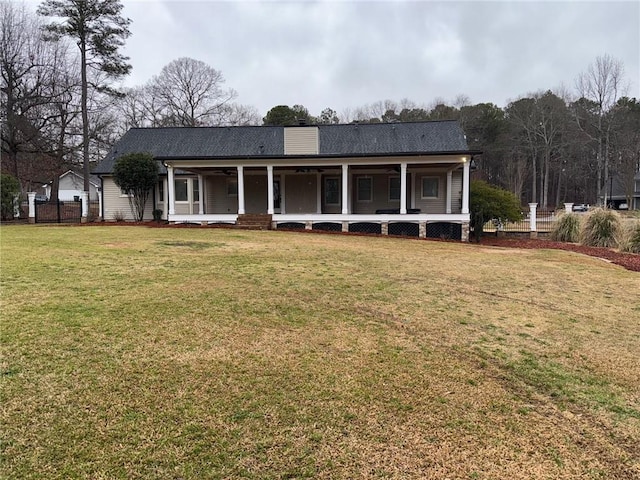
(236, 214, 272, 230)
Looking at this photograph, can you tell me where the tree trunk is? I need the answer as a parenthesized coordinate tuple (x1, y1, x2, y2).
(542, 150, 550, 209)
(555, 165, 562, 207)
(80, 36, 90, 194)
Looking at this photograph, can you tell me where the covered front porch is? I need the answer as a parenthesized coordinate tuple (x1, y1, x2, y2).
(161, 157, 472, 240)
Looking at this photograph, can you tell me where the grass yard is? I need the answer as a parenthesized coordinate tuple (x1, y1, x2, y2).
(1, 225, 639, 479)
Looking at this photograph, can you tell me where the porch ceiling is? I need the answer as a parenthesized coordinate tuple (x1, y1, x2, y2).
(170, 161, 464, 175)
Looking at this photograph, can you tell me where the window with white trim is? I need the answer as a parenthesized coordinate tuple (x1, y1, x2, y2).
(389, 176, 400, 201)
(157, 180, 164, 202)
(174, 178, 188, 201)
(421, 177, 439, 199)
(357, 176, 372, 202)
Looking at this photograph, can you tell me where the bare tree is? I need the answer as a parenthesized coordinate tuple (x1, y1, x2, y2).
(610, 97, 640, 208)
(35, 52, 82, 201)
(575, 54, 626, 205)
(222, 103, 261, 126)
(149, 57, 237, 126)
(1, 2, 80, 193)
(116, 85, 167, 130)
(534, 91, 569, 209)
(505, 97, 540, 203)
(1, 2, 50, 179)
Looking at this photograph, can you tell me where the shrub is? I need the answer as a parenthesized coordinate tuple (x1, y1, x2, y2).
(113, 152, 158, 221)
(470, 180, 522, 242)
(1, 174, 20, 220)
(152, 209, 163, 222)
(112, 210, 125, 222)
(619, 220, 640, 254)
(550, 213, 581, 243)
(580, 208, 622, 248)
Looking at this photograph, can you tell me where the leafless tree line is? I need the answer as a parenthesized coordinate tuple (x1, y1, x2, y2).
(117, 57, 261, 129)
(2, 1, 637, 208)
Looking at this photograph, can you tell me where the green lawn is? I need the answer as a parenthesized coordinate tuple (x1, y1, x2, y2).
(1, 225, 639, 479)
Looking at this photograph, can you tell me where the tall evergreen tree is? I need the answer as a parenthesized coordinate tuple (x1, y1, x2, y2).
(37, 0, 131, 193)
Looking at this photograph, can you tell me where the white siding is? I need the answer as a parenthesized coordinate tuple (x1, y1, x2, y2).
(284, 127, 319, 155)
(244, 174, 268, 213)
(351, 174, 404, 214)
(285, 174, 317, 213)
(206, 175, 237, 213)
(451, 171, 462, 214)
(413, 173, 446, 214)
(48, 172, 99, 201)
(102, 176, 154, 221)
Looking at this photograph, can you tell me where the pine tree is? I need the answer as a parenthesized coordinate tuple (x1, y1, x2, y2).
(37, 0, 131, 193)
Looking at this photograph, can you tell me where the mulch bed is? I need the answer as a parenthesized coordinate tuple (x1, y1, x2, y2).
(477, 236, 640, 272)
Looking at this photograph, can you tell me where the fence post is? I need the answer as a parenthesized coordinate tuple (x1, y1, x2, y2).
(81, 191, 89, 223)
(564, 202, 573, 214)
(528, 203, 538, 239)
(28, 192, 36, 224)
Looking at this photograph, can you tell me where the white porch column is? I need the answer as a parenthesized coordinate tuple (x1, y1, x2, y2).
(267, 165, 274, 214)
(461, 159, 470, 214)
(163, 178, 168, 219)
(237, 165, 245, 214)
(316, 173, 322, 213)
(198, 174, 204, 214)
(446, 170, 453, 214)
(167, 165, 176, 215)
(81, 191, 89, 222)
(529, 203, 538, 236)
(97, 187, 103, 220)
(564, 202, 573, 214)
(400, 162, 407, 214)
(341, 164, 349, 214)
(28, 192, 36, 223)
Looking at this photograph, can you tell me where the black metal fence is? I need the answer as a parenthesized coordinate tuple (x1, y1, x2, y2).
(35, 200, 82, 223)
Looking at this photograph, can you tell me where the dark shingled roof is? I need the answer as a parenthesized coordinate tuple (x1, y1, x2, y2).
(94, 121, 470, 175)
(319, 121, 468, 155)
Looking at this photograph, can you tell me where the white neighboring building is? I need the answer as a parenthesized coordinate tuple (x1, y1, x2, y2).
(44, 170, 100, 202)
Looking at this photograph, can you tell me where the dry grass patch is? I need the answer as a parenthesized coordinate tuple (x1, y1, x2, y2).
(1, 225, 639, 479)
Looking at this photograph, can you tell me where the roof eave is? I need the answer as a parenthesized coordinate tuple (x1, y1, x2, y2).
(154, 150, 482, 162)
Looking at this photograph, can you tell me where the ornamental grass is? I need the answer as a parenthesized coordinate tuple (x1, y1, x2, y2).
(619, 218, 640, 253)
(579, 207, 622, 248)
(549, 212, 581, 243)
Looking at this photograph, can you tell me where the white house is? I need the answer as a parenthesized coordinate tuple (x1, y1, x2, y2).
(45, 170, 100, 202)
(94, 121, 480, 241)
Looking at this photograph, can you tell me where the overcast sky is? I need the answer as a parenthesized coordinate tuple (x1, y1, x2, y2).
(31, 0, 640, 118)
